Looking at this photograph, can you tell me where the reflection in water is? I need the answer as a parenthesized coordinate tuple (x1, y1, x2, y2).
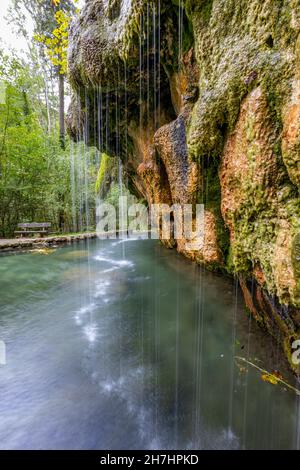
(0, 239, 299, 449)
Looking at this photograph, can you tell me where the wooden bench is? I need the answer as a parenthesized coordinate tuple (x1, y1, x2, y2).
(14, 223, 51, 238)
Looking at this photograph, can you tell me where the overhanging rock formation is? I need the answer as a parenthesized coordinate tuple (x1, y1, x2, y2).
(67, 0, 300, 373)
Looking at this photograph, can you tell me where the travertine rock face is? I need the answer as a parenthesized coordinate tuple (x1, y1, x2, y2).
(154, 108, 197, 205)
(68, 0, 300, 372)
(220, 86, 299, 304)
(282, 80, 300, 190)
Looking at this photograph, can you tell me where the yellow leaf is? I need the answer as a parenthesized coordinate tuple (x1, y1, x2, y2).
(261, 373, 279, 385)
(53, 28, 61, 38)
(32, 248, 56, 255)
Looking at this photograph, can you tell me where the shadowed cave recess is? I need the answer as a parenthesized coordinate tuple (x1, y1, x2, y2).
(67, 0, 300, 373)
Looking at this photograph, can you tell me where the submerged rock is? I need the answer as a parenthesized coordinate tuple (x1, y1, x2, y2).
(67, 0, 300, 373)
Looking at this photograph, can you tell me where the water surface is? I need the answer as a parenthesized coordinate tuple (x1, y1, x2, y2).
(0, 238, 299, 449)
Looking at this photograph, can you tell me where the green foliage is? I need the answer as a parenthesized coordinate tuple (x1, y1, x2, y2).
(0, 83, 61, 235)
(95, 153, 116, 196)
(105, 183, 136, 208)
(0, 47, 97, 237)
(70, 141, 99, 231)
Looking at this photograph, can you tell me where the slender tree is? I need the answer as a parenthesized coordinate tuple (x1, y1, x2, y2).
(9, 0, 76, 148)
(35, 6, 71, 148)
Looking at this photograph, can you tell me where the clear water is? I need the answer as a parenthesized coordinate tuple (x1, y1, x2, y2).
(0, 239, 299, 450)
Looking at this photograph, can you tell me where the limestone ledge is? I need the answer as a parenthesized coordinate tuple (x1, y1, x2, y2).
(0, 233, 97, 252)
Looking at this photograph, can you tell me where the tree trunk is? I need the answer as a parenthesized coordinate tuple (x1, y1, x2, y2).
(58, 73, 65, 149)
(44, 69, 51, 134)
